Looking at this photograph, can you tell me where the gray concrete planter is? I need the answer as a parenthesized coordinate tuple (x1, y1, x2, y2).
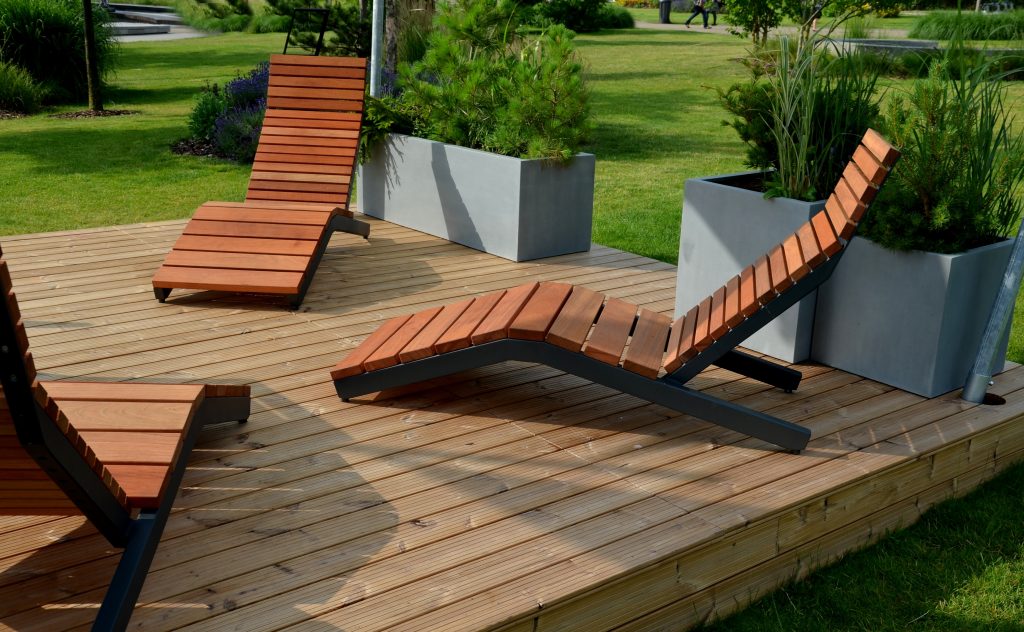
(813, 237, 1013, 398)
(357, 134, 595, 261)
(675, 171, 825, 362)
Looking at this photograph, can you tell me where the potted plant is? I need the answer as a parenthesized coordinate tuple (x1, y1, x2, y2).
(812, 51, 1024, 397)
(357, 0, 595, 262)
(676, 38, 881, 362)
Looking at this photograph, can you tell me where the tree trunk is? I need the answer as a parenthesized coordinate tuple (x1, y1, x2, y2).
(82, 0, 103, 111)
(360, 0, 368, 22)
(384, 0, 399, 77)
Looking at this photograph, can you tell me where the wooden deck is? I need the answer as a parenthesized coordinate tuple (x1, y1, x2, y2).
(2, 216, 1023, 631)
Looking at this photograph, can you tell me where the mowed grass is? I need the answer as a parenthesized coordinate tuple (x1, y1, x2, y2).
(0, 33, 282, 235)
(3, 28, 1024, 631)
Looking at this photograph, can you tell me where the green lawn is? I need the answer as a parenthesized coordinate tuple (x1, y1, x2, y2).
(2, 27, 1024, 631)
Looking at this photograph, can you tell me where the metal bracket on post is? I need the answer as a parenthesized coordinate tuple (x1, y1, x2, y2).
(963, 220, 1024, 403)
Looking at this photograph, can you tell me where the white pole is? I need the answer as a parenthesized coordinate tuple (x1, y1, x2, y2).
(369, 0, 384, 96)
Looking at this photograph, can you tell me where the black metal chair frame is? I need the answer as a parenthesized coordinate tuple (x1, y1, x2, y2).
(0, 297, 249, 631)
(335, 255, 847, 452)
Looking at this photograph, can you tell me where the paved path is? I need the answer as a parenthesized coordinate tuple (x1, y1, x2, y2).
(115, 24, 207, 43)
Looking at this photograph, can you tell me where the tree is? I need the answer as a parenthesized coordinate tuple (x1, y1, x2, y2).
(724, 0, 783, 45)
(82, 0, 103, 111)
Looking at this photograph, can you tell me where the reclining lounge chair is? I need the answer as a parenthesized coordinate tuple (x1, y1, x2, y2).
(330, 130, 900, 452)
(1, 245, 250, 631)
(152, 54, 369, 309)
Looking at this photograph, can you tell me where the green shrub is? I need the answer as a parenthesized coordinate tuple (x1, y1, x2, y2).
(392, 0, 590, 162)
(719, 40, 882, 200)
(0, 59, 42, 112)
(598, 3, 635, 29)
(861, 51, 1024, 253)
(535, 0, 609, 32)
(0, 0, 116, 103)
(189, 84, 229, 140)
(617, 0, 656, 6)
(909, 10, 1024, 40)
(185, 62, 269, 162)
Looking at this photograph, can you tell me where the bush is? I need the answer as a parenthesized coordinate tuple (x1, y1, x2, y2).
(598, 3, 635, 28)
(0, 58, 42, 112)
(617, 0, 656, 6)
(535, 0, 607, 32)
(909, 10, 1024, 40)
(390, 0, 590, 162)
(185, 62, 269, 162)
(861, 52, 1024, 253)
(0, 0, 116, 103)
(719, 40, 882, 200)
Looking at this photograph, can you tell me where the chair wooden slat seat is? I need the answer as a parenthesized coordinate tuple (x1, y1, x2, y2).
(1, 245, 250, 631)
(331, 129, 901, 452)
(152, 54, 370, 308)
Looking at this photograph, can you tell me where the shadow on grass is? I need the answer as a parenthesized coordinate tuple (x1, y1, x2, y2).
(700, 460, 1024, 632)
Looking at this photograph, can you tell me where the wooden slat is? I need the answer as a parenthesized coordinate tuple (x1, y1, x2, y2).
(151, 266, 303, 295)
(621, 309, 671, 379)
(249, 171, 349, 185)
(182, 220, 323, 241)
(245, 190, 343, 204)
(41, 383, 204, 403)
(708, 286, 728, 340)
(863, 128, 901, 168)
(266, 64, 366, 79)
(398, 299, 474, 364)
(508, 283, 573, 341)
(266, 97, 364, 112)
(171, 235, 318, 257)
(546, 286, 605, 353)
(666, 303, 700, 371)
(723, 275, 743, 329)
(781, 234, 809, 283)
(260, 127, 360, 140)
(162, 250, 310, 273)
(841, 162, 876, 208)
(246, 180, 347, 195)
(824, 194, 857, 242)
(103, 464, 169, 508)
(810, 211, 843, 257)
(753, 255, 774, 304)
(739, 265, 758, 318)
(434, 291, 507, 354)
(56, 401, 195, 432)
(690, 296, 715, 353)
(583, 298, 637, 366)
(267, 86, 365, 101)
(852, 145, 886, 186)
(269, 75, 366, 90)
(363, 307, 444, 372)
(251, 162, 354, 176)
(78, 431, 180, 466)
(768, 244, 793, 293)
(270, 53, 366, 68)
(194, 205, 331, 226)
(796, 222, 826, 269)
(330, 314, 413, 379)
(470, 283, 540, 345)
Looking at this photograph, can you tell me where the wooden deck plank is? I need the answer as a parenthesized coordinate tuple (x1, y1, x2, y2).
(0, 218, 1021, 632)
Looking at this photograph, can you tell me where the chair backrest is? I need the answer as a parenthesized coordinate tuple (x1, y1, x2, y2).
(246, 54, 368, 209)
(664, 129, 901, 375)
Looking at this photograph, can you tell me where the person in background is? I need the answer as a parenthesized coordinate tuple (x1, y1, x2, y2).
(810, 1, 823, 30)
(659, 0, 673, 24)
(684, 0, 708, 29)
(707, 0, 723, 26)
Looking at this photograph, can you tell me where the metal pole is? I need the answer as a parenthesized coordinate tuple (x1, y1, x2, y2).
(369, 0, 384, 96)
(962, 220, 1024, 402)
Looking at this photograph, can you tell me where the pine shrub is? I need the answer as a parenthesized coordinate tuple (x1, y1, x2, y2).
(391, 0, 590, 162)
(0, 0, 116, 103)
(861, 53, 1024, 253)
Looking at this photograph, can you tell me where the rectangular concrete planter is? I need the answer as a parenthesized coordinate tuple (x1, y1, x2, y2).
(812, 237, 1013, 398)
(357, 134, 595, 261)
(675, 171, 824, 363)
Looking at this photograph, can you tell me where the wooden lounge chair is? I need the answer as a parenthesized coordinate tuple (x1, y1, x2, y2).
(330, 130, 900, 452)
(152, 54, 369, 309)
(1, 245, 250, 631)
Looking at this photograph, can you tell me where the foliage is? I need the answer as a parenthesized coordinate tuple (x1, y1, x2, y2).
(0, 58, 41, 112)
(861, 51, 1024, 253)
(532, 0, 634, 32)
(844, 15, 876, 39)
(909, 9, 1024, 41)
(725, 0, 783, 45)
(175, 0, 295, 33)
(186, 61, 269, 162)
(719, 40, 882, 200)
(851, 47, 1024, 81)
(378, 0, 590, 162)
(0, 0, 116, 103)
(616, 0, 657, 6)
(264, 0, 370, 56)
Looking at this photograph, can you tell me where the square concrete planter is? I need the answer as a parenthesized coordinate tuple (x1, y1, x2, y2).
(357, 134, 595, 261)
(675, 171, 825, 363)
(812, 237, 1013, 398)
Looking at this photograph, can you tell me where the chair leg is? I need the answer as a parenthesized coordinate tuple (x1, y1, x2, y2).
(330, 214, 371, 239)
(194, 395, 250, 426)
(153, 288, 171, 303)
(91, 512, 160, 632)
(712, 350, 802, 392)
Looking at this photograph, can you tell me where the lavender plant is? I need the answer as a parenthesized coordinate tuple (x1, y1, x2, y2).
(185, 62, 269, 163)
